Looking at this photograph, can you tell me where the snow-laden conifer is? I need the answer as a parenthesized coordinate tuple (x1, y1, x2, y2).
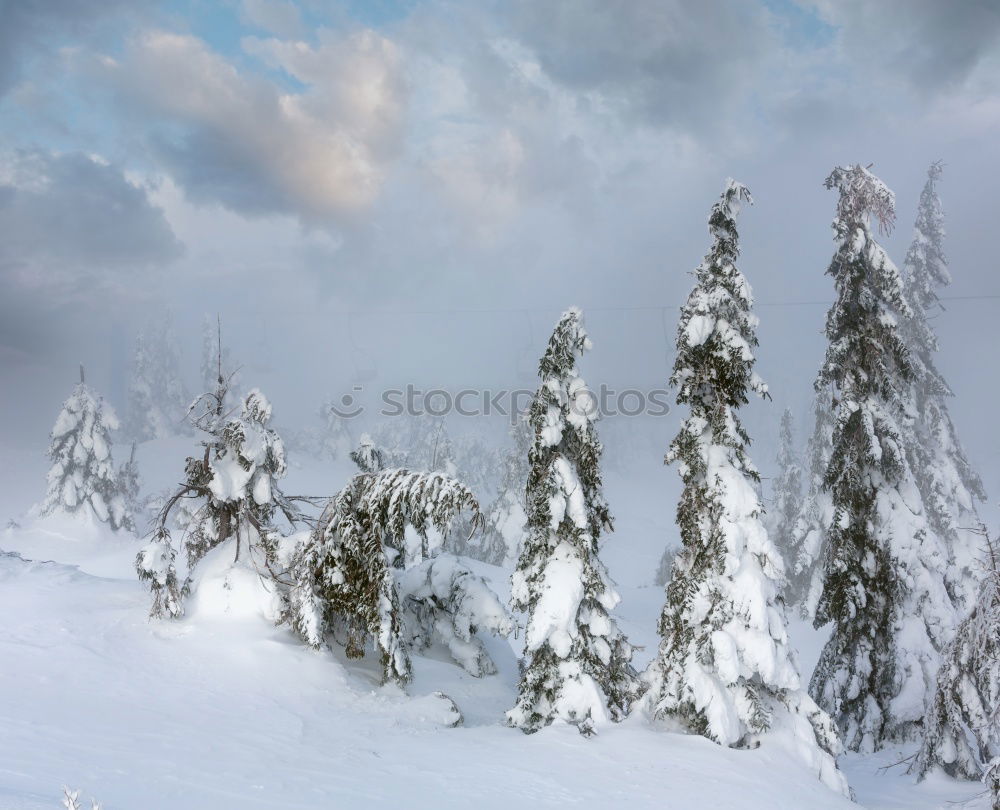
(285, 461, 495, 684)
(643, 180, 846, 794)
(901, 162, 986, 612)
(506, 308, 640, 735)
(809, 164, 958, 752)
(786, 389, 836, 614)
(914, 529, 1000, 783)
(42, 369, 131, 532)
(136, 371, 298, 618)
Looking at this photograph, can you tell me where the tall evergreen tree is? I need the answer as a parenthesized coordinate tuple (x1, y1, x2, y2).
(643, 181, 846, 794)
(808, 164, 958, 752)
(768, 408, 803, 572)
(506, 308, 641, 736)
(787, 389, 836, 614)
(42, 367, 131, 532)
(900, 162, 986, 612)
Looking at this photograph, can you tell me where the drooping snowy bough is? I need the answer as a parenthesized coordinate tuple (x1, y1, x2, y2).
(506, 307, 641, 736)
(42, 370, 132, 532)
(808, 164, 960, 752)
(914, 532, 1000, 786)
(285, 461, 511, 684)
(643, 180, 848, 795)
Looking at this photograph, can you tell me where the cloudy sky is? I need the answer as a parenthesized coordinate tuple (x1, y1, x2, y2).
(2, 0, 999, 507)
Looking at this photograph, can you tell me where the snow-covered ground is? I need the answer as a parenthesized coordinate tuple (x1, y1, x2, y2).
(0, 442, 988, 809)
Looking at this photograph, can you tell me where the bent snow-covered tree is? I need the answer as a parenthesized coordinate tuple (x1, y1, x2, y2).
(900, 162, 986, 613)
(286, 452, 509, 684)
(42, 369, 131, 532)
(507, 308, 640, 736)
(643, 180, 846, 794)
(809, 164, 959, 752)
(914, 530, 1000, 784)
(136, 376, 297, 618)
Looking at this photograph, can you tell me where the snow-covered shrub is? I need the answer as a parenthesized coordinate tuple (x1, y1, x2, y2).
(507, 307, 641, 736)
(399, 554, 513, 676)
(285, 460, 503, 684)
(136, 379, 299, 619)
(41, 372, 131, 532)
(643, 180, 847, 795)
(914, 533, 1000, 783)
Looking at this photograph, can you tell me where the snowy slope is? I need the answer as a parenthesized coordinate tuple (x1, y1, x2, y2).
(0, 445, 987, 809)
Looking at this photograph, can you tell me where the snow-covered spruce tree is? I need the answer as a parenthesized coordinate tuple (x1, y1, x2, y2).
(913, 530, 1000, 783)
(285, 461, 500, 684)
(768, 409, 804, 586)
(42, 368, 131, 532)
(809, 164, 958, 752)
(786, 388, 836, 614)
(506, 307, 640, 736)
(136, 377, 298, 618)
(643, 181, 846, 793)
(901, 162, 986, 613)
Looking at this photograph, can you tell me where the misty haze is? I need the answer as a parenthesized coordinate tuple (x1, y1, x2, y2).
(2, 2, 999, 809)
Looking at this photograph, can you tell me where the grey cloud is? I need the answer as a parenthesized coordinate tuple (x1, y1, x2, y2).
(0, 149, 182, 278)
(0, 0, 149, 98)
(0, 149, 181, 364)
(504, 0, 775, 130)
(806, 0, 1000, 93)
